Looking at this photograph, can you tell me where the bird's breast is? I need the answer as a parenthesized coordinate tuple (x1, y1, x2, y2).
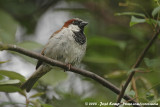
(45, 28, 86, 65)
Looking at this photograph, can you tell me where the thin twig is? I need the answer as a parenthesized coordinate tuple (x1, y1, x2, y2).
(0, 43, 140, 107)
(24, 94, 29, 107)
(116, 29, 160, 105)
(132, 78, 138, 102)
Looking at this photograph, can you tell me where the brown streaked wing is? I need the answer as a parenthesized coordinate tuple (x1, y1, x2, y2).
(36, 30, 57, 69)
(36, 29, 58, 69)
(36, 19, 73, 69)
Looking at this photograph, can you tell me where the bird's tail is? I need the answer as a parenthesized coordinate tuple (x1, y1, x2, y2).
(20, 65, 51, 92)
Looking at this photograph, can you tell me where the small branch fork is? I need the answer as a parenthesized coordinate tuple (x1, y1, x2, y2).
(0, 43, 140, 107)
(116, 29, 160, 106)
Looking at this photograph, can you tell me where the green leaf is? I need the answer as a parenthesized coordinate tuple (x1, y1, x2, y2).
(0, 79, 20, 85)
(0, 79, 24, 93)
(104, 70, 126, 79)
(0, 9, 18, 43)
(17, 41, 43, 50)
(115, 12, 145, 17)
(29, 92, 44, 98)
(0, 60, 10, 64)
(130, 16, 146, 26)
(0, 29, 15, 43)
(0, 70, 26, 82)
(0, 85, 21, 92)
(0, 102, 26, 106)
(0, 80, 22, 92)
(0, 75, 4, 80)
(152, 6, 160, 17)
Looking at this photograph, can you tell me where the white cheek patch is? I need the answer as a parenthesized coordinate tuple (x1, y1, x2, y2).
(68, 24, 80, 32)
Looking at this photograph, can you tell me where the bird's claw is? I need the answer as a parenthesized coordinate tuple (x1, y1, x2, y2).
(64, 64, 71, 72)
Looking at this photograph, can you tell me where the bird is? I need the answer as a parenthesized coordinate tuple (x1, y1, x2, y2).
(20, 18, 88, 92)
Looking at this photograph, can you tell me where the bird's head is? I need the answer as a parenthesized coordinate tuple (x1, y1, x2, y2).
(63, 18, 88, 32)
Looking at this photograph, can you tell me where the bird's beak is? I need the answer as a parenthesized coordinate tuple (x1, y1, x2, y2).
(80, 21, 88, 27)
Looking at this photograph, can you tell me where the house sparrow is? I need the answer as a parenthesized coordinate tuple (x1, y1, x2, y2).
(20, 18, 88, 92)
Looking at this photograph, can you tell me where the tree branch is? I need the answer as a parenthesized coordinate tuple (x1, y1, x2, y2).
(0, 43, 140, 107)
(116, 29, 160, 105)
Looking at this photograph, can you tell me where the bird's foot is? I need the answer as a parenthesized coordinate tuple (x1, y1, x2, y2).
(64, 63, 71, 72)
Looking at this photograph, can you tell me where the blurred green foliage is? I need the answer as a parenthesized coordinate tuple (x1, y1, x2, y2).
(0, 0, 160, 107)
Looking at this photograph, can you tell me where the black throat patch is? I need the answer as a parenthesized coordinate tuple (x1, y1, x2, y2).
(73, 31, 86, 45)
